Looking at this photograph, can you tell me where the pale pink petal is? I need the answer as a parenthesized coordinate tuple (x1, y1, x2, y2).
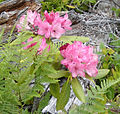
(38, 21, 51, 38)
(34, 13, 42, 26)
(38, 38, 48, 54)
(22, 42, 26, 45)
(27, 10, 37, 25)
(51, 23, 65, 38)
(86, 66, 98, 77)
(27, 38, 33, 43)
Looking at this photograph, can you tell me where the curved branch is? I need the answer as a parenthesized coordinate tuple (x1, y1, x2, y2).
(0, 0, 26, 13)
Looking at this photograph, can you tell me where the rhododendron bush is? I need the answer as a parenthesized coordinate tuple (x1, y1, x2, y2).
(14, 10, 99, 110)
(0, 10, 110, 113)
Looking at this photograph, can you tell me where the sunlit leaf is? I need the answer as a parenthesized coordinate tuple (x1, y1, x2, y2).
(60, 36, 90, 44)
(71, 78, 85, 103)
(66, 5, 75, 8)
(93, 69, 110, 79)
(48, 70, 70, 79)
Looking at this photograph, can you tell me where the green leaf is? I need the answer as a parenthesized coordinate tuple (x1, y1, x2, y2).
(22, 109, 29, 114)
(93, 69, 110, 79)
(88, 0, 96, 3)
(106, 87, 115, 100)
(100, 43, 106, 49)
(48, 70, 70, 79)
(23, 91, 40, 103)
(0, 28, 4, 42)
(37, 92, 51, 113)
(56, 81, 70, 111)
(62, 0, 69, 4)
(71, 78, 85, 103)
(108, 48, 115, 54)
(42, 63, 57, 74)
(60, 36, 90, 44)
(50, 82, 60, 98)
(69, 104, 79, 114)
(112, 7, 116, 11)
(38, 75, 59, 84)
(66, 5, 75, 8)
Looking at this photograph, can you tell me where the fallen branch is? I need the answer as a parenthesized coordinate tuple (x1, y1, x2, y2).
(85, 19, 120, 25)
(0, 0, 26, 13)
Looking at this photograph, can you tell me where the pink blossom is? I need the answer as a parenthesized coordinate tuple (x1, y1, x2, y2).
(60, 13, 72, 30)
(85, 54, 98, 77)
(37, 38, 49, 55)
(60, 41, 98, 77)
(44, 10, 55, 24)
(68, 62, 86, 77)
(16, 10, 41, 32)
(16, 15, 30, 32)
(44, 10, 59, 24)
(34, 13, 42, 27)
(51, 23, 65, 39)
(27, 10, 37, 25)
(38, 21, 51, 38)
(22, 38, 37, 50)
(16, 10, 72, 39)
(60, 43, 70, 51)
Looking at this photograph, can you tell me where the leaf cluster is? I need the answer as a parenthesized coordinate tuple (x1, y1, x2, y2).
(69, 69, 120, 114)
(0, 30, 54, 113)
(39, 0, 96, 13)
(0, 24, 91, 113)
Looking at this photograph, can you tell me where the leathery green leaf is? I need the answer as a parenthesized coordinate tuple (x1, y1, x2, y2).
(93, 69, 110, 79)
(50, 82, 60, 98)
(60, 36, 90, 44)
(56, 81, 70, 111)
(48, 70, 70, 79)
(71, 78, 85, 103)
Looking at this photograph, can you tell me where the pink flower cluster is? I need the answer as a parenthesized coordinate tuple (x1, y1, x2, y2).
(16, 10, 72, 39)
(60, 42, 98, 78)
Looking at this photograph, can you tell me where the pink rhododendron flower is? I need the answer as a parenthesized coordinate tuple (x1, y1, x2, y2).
(22, 38, 37, 50)
(44, 10, 59, 24)
(37, 38, 49, 55)
(51, 23, 65, 39)
(34, 13, 42, 27)
(60, 13, 72, 30)
(60, 41, 98, 78)
(16, 15, 30, 32)
(44, 10, 55, 24)
(38, 21, 51, 38)
(68, 62, 86, 77)
(60, 43, 70, 51)
(27, 10, 37, 25)
(16, 10, 72, 39)
(44, 10, 72, 38)
(16, 10, 40, 32)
